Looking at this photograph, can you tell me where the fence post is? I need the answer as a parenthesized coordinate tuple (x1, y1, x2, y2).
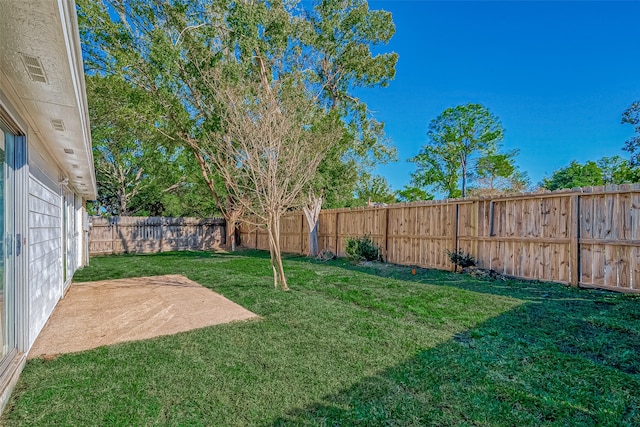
(451, 202, 460, 272)
(110, 221, 115, 255)
(570, 194, 581, 287)
(160, 218, 165, 252)
(334, 211, 339, 255)
(489, 201, 495, 237)
(201, 223, 205, 251)
(472, 200, 479, 261)
(300, 212, 305, 255)
(255, 225, 258, 249)
(382, 208, 389, 262)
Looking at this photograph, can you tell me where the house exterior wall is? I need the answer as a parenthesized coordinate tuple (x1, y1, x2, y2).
(75, 193, 83, 270)
(0, 0, 96, 412)
(0, 100, 90, 403)
(27, 139, 64, 348)
(63, 187, 80, 290)
(27, 136, 87, 347)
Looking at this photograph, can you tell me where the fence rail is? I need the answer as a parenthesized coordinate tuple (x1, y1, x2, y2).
(239, 184, 640, 294)
(89, 216, 226, 256)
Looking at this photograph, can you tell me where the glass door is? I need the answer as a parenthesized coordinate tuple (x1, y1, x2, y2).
(0, 124, 16, 365)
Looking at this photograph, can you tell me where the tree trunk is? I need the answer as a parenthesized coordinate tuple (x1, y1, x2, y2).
(119, 187, 128, 216)
(461, 162, 467, 198)
(274, 237, 288, 290)
(267, 213, 289, 290)
(268, 236, 277, 289)
(308, 223, 318, 257)
(224, 208, 242, 252)
(228, 221, 236, 252)
(302, 194, 323, 257)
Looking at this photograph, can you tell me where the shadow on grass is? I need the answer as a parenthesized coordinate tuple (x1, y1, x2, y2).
(262, 253, 640, 425)
(72, 250, 640, 425)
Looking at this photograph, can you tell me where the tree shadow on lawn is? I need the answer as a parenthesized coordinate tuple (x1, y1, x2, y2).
(72, 250, 640, 425)
(264, 254, 640, 426)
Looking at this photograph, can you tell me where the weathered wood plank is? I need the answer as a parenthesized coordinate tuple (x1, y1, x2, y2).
(592, 244, 605, 286)
(569, 195, 580, 287)
(222, 188, 640, 294)
(618, 245, 630, 289)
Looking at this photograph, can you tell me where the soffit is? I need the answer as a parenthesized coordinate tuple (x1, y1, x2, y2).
(0, 0, 96, 199)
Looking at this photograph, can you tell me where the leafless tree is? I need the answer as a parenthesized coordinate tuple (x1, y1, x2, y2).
(206, 72, 340, 289)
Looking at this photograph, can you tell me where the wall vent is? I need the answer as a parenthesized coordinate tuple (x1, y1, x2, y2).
(71, 164, 79, 169)
(50, 118, 65, 132)
(20, 54, 47, 83)
(64, 148, 74, 154)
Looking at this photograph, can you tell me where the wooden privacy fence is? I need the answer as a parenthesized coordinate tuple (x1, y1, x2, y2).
(239, 184, 640, 294)
(89, 216, 226, 256)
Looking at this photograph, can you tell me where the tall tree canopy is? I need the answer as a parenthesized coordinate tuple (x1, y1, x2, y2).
(541, 104, 640, 192)
(396, 185, 433, 203)
(622, 100, 640, 165)
(78, 0, 398, 285)
(353, 173, 397, 206)
(598, 156, 640, 184)
(541, 156, 640, 191)
(467, 150, 530, 196)
(78, 0, 397, 207)
(541, 161, 604, 190)
(409, 103, 504, 198)
(87, 74, 216, 216)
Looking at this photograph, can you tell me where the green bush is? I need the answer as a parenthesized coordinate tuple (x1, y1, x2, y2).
(446, 249, 476, 269)
(345, 234, 382, 262)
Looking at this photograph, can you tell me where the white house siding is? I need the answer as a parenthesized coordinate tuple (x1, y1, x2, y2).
(75, 194, 83, 269)
(0, 0, 97, 413)
(27, 145, 63, 348)
(63, 188, 80, 289)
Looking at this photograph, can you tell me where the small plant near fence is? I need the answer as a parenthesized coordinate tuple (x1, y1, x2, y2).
(345, 235, 383, 262)
(446, 249, 476, 272)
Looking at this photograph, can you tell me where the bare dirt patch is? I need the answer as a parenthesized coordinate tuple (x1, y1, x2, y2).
(28, 274, 258, 359)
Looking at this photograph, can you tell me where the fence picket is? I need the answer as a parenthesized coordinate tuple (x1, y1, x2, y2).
(89, 216, 225, 256)
(88, 186, 640, 294)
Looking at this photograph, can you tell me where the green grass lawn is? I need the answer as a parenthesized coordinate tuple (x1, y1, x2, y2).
(4, 250, 640, 426)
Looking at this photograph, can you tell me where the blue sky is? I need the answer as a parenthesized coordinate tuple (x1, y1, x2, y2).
(357, 1, 640, 191)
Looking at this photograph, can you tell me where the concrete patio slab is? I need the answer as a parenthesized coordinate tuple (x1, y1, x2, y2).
(28, 274, 258, 359)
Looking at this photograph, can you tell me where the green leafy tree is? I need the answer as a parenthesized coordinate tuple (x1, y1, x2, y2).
(135, 147, 219, 217)
(541, 156, 640, 191)
(87, 73, 217, 217)
(80, 0, 320, 246)
(410, 103, 504, 198)
(78, 0, 397, 257)
(541, 161, 604, 190)
(354, 173, 397, 206)
(410, 145, 461, 198)
(468, 150, 530, 196)
(597, 156, 640, 184)
(395, 185, 433, 202)
(307, 0, 398, 164)
(87, 74, 164, 216)
(475, 152, 515, 189)
(78, 0, 397, 287)
(622, 101, 640, 165)
(300, 0, 398, 254)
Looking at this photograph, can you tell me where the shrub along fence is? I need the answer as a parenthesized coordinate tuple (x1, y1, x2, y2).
(239, 184, 640, 294)
(89, 216, 226, 256)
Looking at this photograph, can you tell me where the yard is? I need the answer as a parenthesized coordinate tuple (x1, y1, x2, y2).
(3, 250, 640, 426)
